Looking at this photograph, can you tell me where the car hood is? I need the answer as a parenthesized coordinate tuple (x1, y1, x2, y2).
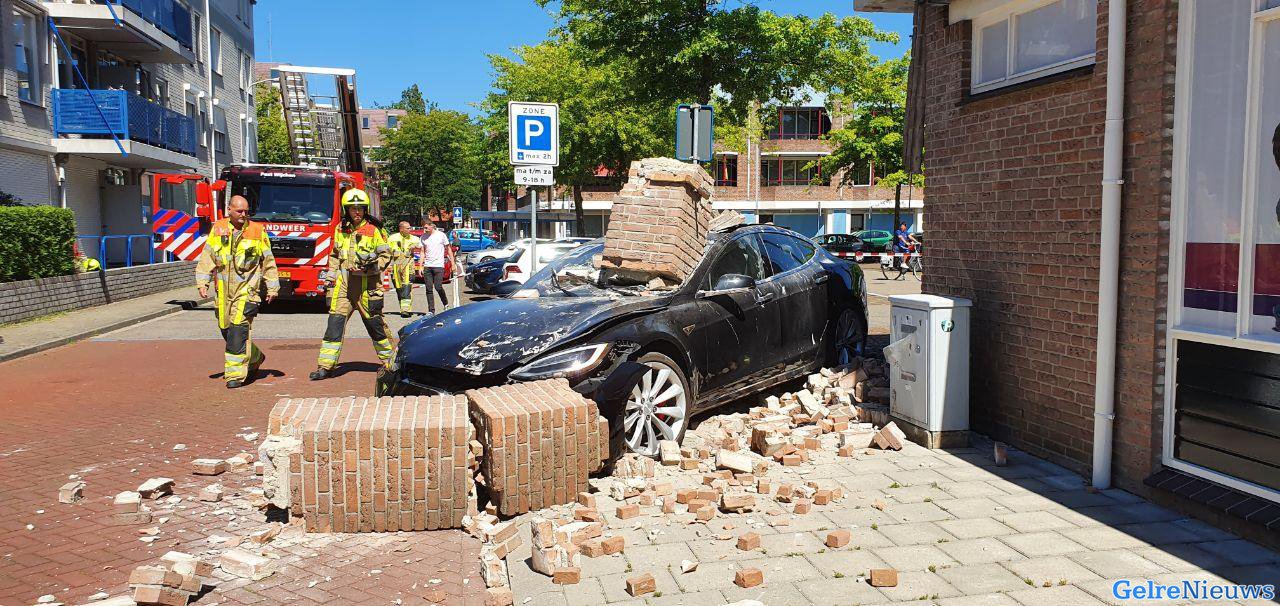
(397, 294, 667, 376)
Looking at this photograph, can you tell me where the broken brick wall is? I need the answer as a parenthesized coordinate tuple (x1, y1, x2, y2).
(467, 379, 610, 517)
(598, 158, 716, 283)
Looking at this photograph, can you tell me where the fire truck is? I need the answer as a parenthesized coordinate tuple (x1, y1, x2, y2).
(150, 65, 374, 298)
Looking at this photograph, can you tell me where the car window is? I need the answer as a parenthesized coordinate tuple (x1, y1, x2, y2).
(705, 235, 767, 289)
(760, 233, 814, 275)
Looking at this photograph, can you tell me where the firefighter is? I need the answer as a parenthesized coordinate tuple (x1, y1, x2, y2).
(386, 221, 423, 317)
(195, 195, 279, 389)
(309, 188, 393, 380)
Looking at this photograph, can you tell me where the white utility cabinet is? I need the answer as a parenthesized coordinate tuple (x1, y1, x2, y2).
(887, 294, 972, 447)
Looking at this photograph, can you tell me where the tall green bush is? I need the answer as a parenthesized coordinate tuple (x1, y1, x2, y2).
(0, 206, 76, 282)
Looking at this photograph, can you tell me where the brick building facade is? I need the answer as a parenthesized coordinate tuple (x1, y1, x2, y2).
(866, 0, 1280, 541)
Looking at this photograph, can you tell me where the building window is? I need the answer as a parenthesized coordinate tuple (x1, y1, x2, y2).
(240, 115, 249, 160)
(971, 0, 1097, 93)
(239, 52, 248, 90)
(771, 108, 830, 140)
(362, 116, 370, 129)
(193, 14, 202, 65)
(714, 155, 738, 187)
(387, 115, 399, 128)
(199, 109, 208, 147)
(13, 8, 42, 104)
(154, 78, 169, 108)
(211, 28, 222, 74)
(213, 107, 228, 153)
(760, 157, 828, 186)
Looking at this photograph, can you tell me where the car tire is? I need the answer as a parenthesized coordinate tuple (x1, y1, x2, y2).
(611, 352, 691, 458)
(828, 307, 868, 367)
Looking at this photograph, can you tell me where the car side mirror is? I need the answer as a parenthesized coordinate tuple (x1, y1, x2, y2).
(696, 273, 756, 298)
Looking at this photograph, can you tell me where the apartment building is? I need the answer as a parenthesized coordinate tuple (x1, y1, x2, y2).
(862, 0, 1280, 542)
(1, 0, 255, 262)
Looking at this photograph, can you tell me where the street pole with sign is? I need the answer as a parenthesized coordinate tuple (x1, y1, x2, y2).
(676, 104, 714, 163)
(508, 102, 559, 274)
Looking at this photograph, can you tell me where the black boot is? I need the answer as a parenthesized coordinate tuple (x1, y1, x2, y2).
(309, 368, 331, 381)
(226, 379, 245, 389)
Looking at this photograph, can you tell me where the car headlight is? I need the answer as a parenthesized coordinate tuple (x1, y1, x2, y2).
(509, 343, 612, 381)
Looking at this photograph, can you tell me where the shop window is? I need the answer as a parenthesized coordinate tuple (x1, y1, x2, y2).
(971, 0, 1097, 93)
(760, 157, 828, 186)
(715, 155, 738, 187)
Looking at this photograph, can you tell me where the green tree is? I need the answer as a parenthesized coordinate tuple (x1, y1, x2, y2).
(253, 83, 292, 164)
(541, 1, 897, 113)
(819, 55, 920, 187)
(372, 110, 484, 223)
(387, 84, 434, 115)
(479, 39, 669, 232)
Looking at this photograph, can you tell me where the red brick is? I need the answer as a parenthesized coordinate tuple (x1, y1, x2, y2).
(626, 573, 656, 596)
(869, 568, 898, 587)
(825, 529, 851, 548)
(736, 532, 760, 551)
(734, 568, 764, 588)
(615, 504, 640, 520)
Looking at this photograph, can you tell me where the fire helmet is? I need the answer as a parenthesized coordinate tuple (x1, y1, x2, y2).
(341, 188, 371, 207)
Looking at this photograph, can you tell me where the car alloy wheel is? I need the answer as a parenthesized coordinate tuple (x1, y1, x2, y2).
(832, 308, 867, 366)
(622, 353, 689, 457)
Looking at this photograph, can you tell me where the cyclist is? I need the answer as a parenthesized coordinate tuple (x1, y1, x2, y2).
(891, 222, 920, 278)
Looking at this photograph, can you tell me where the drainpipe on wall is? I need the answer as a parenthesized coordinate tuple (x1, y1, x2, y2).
(204, 0, 216, 182)
(1092, 0, 1128, 490)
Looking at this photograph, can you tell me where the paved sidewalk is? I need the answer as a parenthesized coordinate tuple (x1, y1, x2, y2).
(0, 286, 203, 362)
(506, 433, 1279, 606)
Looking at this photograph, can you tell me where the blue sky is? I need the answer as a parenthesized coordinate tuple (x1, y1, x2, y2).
(252, 1, 912, 114)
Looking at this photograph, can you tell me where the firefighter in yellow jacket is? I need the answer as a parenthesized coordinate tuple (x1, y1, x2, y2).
(196, 195, 279, 388)
(386, 221, 423, 317)
(309, 188, 393, 380)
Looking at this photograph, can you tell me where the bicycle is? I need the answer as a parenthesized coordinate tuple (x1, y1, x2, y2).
(880, 244, 922, 281)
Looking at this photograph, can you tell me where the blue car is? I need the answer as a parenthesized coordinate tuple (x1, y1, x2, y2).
(450, 228, 498, 253)
(464, 253, 515, 294)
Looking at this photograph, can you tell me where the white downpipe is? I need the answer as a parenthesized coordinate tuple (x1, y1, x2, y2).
(1092, 0, 1127, 490)
(204, 0, 216, 181)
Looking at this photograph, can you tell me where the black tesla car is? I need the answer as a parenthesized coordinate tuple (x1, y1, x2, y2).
(377, 225, 869, 458)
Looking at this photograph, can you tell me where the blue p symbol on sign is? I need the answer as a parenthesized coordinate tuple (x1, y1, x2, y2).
(517, 115, 552, 151)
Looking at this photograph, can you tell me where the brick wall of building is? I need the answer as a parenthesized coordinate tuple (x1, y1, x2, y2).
(0, 261, 196, 325)
(917, 0, 1175, 492)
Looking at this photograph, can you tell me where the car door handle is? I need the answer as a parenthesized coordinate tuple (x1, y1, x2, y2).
(754, 291, 774, 304)
(813, 273, 829, 285)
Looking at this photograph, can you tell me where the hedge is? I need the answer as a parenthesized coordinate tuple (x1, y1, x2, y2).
(0, 206, 76, 282)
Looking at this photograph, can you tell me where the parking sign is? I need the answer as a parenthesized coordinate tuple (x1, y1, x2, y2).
(508, 102, 559, 166)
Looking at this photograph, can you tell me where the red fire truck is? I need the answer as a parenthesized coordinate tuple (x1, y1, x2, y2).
(150, 65, 376, 298)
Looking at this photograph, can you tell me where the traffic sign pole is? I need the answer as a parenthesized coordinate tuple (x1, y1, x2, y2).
(507, 101, 559, 279)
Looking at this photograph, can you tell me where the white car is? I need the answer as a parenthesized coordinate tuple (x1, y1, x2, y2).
(465, 238, 553, 265)
(499, 242, 583, 284)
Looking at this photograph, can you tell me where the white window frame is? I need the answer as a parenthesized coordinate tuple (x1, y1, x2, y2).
(12, 6, 45, 105)
(213, 106, 227, 153)
(193, 13, 202, 65)
(970, 0, 1097, 94)
(210, 27, 222, 75)
(1162, 0, 1280, 503)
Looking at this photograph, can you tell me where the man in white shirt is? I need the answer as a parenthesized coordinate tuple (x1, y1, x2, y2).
(420, 222, 457, 314)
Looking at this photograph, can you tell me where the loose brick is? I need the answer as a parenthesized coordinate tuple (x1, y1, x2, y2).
(872, 422, 906, 451)
(695, 504, 717, 521)
(219, 549, 274, 580)
(58, 481, 85, 504)
(601, 535, 625, 555)
(793, 498, 812, 514)
(198, 484, 223, 502)
(720, 493, 755, 513)
(484, 587, 514, 606)
(552, 567, 581, 585)
(736, 532, 760, 550)
(734, 568, 764, 588)
(626, 573, 656, 596)
(191, 459, 228, 476)
(869, 568, 899, 587)
(580, 538, 608, 558)
(826, 529, 851, 548)
(615, 504, 640, 520)
(577, 492, 597, 508)
(137, 478, 174, 499)
(814, 489, 833, 505)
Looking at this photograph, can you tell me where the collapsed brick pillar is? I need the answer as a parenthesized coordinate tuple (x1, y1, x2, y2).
(267, 396, 473, 532)
(466, 379, 610, 517)
(598, 157, 716, 284)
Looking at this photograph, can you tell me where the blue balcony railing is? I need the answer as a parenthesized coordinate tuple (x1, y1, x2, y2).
(52, 89, 198, 157)
(100, 0, 193, 50)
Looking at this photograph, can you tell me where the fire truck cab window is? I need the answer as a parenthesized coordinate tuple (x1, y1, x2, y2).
(158, 180, 198, 216)
(230, 182, 334, 223)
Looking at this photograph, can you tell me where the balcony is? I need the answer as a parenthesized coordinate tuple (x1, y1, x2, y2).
(52, 89, 200, 169)
(43, 0, 194, 64)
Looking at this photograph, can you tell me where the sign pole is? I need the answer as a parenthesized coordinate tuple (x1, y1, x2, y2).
(690, 104, 699, 165)
(530, 187, 538, 274)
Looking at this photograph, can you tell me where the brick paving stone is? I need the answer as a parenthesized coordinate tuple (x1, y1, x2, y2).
(935, 594, 1023, 606)
(884, 501, 956, 524)
(937, 537, 1027, 565)
(886, 468, 953, 487)
(999, 531, 1090, 557)
(803, 548, 889, 579)
(938, 481, 1012, 499)
(1109, 522, 1203, 545)
(883, 484, 953, 504)
(644, 589, 728, 606)
(758, 530, 828, 554)
(1130, 544, 1231, 573)
(873, 570, 962, 602)
(621, 542, 698, 572)
(993, 511, 1078, 533)
(600, 568, 682, 602)
(1058, 526, 1150, 551)
(937, 563, 1033, 594)
(1067, 550, 1169, 578)
(559, 577, 608, 606)
(875, 521, 957, 546)
(935, 518, 1018, 539)
(932, 497, 1006, 519)
(872, 544, 958, 572)
(1195, 539, 1280, 566)
(991, 492, 1066, 513)
(1007, 585, 1109, 606)
(1001, 556, 1103, 585)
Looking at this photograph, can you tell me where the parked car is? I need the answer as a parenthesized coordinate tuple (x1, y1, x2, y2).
(853, 229, 894, 252)
(450, 228, 499, 253)
(465, 238, 553, 265)
(813, 233, 868, 261)
(554, 237, 595, 245)
(378, 225, 869, 459)
(463, 254, 514, 294)
(499, 242, 585, 285)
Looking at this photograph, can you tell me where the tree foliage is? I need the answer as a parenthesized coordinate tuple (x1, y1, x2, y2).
(820, 54, 918, 187)
(387, 84, 434, 115)
(372, 110, 484, 223)
(253, 83, 292, 165)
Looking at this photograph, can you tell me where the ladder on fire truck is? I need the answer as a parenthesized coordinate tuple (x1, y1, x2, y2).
(275, 66, 365, 173)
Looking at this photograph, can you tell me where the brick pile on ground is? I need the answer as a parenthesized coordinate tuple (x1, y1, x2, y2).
(466, 379, 610, 517)
(597, 157, 716, 284)
(495, 357, 905, 599)
(265, 395, 475, 533)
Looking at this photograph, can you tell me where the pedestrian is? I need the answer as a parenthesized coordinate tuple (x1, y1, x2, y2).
(419, 221, 457, 315)
(309, 188, 393, 381)
(195, 195, 279, 389)
(386, 221, 423, 317)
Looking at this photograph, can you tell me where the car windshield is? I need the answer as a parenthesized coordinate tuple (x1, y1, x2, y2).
(522, 241, 609, 296)
(230, 181, 334, 223)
